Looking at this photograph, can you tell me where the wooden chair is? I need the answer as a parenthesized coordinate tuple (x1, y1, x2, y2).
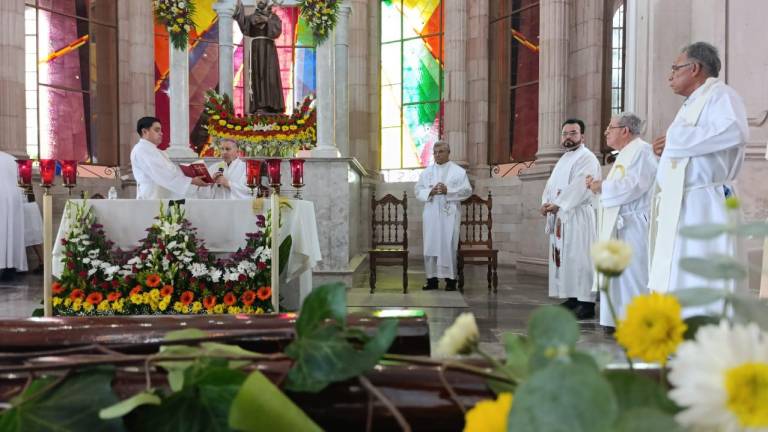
(458, 191, 499, 293)
(369, 191, 408, 293)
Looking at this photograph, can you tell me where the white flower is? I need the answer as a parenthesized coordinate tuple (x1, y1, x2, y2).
(190, 263, 208, 278)
(208, 268, 222, 283)
(82, 258, 91, 264)
(668, 322, 768, 431)
(590, 240, 632, 277)
(434, 313, 479, 358)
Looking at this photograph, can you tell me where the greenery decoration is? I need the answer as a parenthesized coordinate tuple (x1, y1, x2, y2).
(153, 0, 196, 51)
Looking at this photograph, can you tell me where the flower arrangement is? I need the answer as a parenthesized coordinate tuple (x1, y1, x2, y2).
(297, 0, 340, 44)
(54, 201, 278, 316)
(203, 90, 317, 157)
(153, 0, 196, 51)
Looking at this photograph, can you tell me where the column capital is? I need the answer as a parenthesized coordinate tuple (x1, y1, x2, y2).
(212, 0, 237, 15)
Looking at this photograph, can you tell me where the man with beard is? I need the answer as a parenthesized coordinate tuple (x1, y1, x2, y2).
(541, 119, 601, 319)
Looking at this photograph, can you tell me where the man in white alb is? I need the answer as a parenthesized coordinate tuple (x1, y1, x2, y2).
(201, 138, 250, 199)
(541, 119, 602, 319)
(0, 151, 27, 281)
(586, 113, 657, 329)
(649, 42, 749, 316)
(415, 141, 472, 291)
(130, 117, 210, 199)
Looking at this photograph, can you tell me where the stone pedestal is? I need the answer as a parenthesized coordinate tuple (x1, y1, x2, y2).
(167, 46, 197, 159)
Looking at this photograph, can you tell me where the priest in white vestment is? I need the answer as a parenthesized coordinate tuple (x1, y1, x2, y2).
(130, 117, 210, 200)
(0, 151, 27, 281)
(541, 119, 602, 319)
(415, 141, 472, 291)
(648, 42, 749, 317)
(200, 138, 249, 200)
(587, 113, 657, 328)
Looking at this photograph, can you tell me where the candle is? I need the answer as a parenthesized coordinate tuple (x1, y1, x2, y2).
(16, 160, 32, 186)
(60, 160, 78, 186)
(266, 158, 281, 187)
(245, 159, 262, 188)
(289, 158, 305, 186)
(39, 159, 56, 186)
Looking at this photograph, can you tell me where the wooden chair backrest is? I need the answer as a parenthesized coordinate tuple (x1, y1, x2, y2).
(371, 191, 408, 249)
(459, 191, 493, 249)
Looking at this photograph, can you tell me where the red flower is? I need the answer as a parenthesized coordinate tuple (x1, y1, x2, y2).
(180, 291, 195, 305)
(238, 274, 247, 282)
(69, 289, 85, 301)
(66, 261, 76, 270)
(78, 271, 87, 278)
(223, 292, 236, 306)
(130, 285, 143, 296)
(257, 261, 267, 270)
(86, 292, 104, 305)
(203, 295, 217, 309)
(111, 279, 120, 288)
(241, 290, 256, 306)
(146, 274, 162, 288)
(100, 282, 110, 290)
(52, 282, 64, 294)
(107, 291, 122, 302)
(256, 286, 271, 301)
(160, 285, 174, 297)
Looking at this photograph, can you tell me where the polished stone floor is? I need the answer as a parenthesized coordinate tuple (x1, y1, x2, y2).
(0, 263, 620, 360)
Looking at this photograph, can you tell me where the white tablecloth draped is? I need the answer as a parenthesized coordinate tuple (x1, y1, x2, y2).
(52, 198, 322, 306)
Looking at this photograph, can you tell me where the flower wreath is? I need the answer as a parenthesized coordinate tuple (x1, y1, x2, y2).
(153, 0, 197, 51)
(297, 0, 341, 44)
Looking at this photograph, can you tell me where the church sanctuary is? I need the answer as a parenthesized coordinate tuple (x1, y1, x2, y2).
(2, 0, 768, 430)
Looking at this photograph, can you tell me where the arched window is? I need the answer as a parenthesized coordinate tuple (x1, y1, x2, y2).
(610, 3, 625, 114)
(380, 0, 444, 172)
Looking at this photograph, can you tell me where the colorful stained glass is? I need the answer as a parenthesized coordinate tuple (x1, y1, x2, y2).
(381, 0, 443, 169)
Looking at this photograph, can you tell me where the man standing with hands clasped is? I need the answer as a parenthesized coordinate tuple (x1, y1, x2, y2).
(415, 141, 472, 291)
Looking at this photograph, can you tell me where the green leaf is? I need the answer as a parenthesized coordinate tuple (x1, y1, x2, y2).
(229, 370, 322, 432)
(672, 287, 728, 308)
(295, 282, 348, 337)
(199, 342, 261, 369)
(99, 390, 161, 420)
(279, 235, 292, 276)
(157, 345, 204, 392)
(507, 363, 618, 432)
(0, 367, 124, 432)
(734, 221, 768, 237)
(488, 334, 530, 394)
(679, 256, 748, 280)
(605, 371, 679, 414)
(614, 408, 683, 432)
(682, 315, 721, 340)
(528, 306, 580, 349)
(678, 223, 728, 239)
(729, 294, 768, 331)
(31, 308, 43, 317)
(164, 328, 209, 342)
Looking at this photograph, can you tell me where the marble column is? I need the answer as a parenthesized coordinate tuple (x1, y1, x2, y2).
(213, 0, 236, 98)
(333, 3, 351, 157)
(533, 0, 570, 170)
(312, 32, 340, 157)
(443, 0, 468, 165)
(0, 0, 26, 158)
(167, 46, 196, 159)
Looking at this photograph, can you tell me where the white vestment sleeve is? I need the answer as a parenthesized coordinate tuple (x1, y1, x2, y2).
(135, 147, 192, 196)
(601, 151, 657, 208)
(553, 154, 601, 212)
(227, 160, 251, 199)
(445, 169, 472, 202)
(414, 168, 433, 202)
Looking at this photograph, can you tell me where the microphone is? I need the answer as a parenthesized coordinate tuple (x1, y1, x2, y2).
(216, 167, 224, 188)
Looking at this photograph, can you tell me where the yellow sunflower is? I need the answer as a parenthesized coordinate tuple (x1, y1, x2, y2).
(615, 293, 687, 364)
(464, 392, 513, 432)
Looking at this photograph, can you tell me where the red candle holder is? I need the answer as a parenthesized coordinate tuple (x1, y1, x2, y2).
(60, 160, 78, 195)
(245, 159, 262, 196)
(39, 159, 56, 190)
(16, 159, 32, 187)
(289, 158, 305, 199)
(266, 158, 281, 193)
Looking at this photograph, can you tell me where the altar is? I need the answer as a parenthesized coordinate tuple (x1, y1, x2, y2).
(52, 198, 321, 310)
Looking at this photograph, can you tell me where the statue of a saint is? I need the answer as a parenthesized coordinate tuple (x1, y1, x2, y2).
(234, 0, 285, 114)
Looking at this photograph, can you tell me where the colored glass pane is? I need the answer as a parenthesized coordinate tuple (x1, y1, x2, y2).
(380, 0, 402, 43)
(402, 36, 441, 104)
(403, 102, 440, 166)
(381, 84, 401, 128)
(381, 127, 402, 170)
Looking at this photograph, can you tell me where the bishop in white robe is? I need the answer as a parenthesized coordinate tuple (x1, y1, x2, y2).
(648, 43, 749, 317)
(588, 113, 657, 327)
(414, 142, 472, 290)
(200, 139, 250, 200)
(0, 151, 27, 277)
(542, 120, 601, 318)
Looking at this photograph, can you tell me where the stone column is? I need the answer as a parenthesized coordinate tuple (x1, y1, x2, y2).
(443, 0, 468, 165)
(214, 0, 236, 98)
(533, 0, 569, 170)
(167, 46, 196, 159)
(312, 33, 340, 157)
(0, 0, 26, 158)
(333, 3, 351, 157)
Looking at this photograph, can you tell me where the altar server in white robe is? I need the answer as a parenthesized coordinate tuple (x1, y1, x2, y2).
(587, 113, 657, 328)
(541, 119, 602, 319)
(649, 42, 749, 317)
(202, 138, 250, 199)
(0, 151, 27, 280)
(130, 116, 210, 200)
(415, 141, 472, 291)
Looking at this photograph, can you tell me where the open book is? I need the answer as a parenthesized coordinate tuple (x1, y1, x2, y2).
(179, 160, 214, 183)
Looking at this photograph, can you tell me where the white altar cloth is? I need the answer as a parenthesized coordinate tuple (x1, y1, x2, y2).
(52, 199, 322, 307)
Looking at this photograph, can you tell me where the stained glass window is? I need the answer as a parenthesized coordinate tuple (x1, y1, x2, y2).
(611, 4, 625, 114)
(380, 0, 444, 170)
(24, 0, 119, 164)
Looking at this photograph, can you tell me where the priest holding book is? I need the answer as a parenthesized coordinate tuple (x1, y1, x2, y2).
(130, 117, 210, 199)
(203, 138, 250, 200)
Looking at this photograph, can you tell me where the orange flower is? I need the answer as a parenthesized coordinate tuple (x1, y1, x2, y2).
(241, 290, 256, 306)
(86, 292, 104, 305)
(130, 285, 143, 296)
(69, 289, 85, 301)
(107, 291, 122, 302)
(160, 285, 174, 297)
(223, 292, 237, 306)
(145, 274, 162, 288)
(203, 295, 217, 309)
(52, 282, 64, 294)
(180, 291, 194, 305)
(256, 286, 271, 301)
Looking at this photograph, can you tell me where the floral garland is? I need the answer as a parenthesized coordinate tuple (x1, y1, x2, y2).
(54, 201, 277, 316)
(298, 0, 341, 44)
(153, 0, 196, 51)
(203, 90, 317, 157)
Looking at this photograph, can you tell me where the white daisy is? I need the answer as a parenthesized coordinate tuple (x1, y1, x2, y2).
(434, 313, 479, 358)
(668, 321, 768, 432)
